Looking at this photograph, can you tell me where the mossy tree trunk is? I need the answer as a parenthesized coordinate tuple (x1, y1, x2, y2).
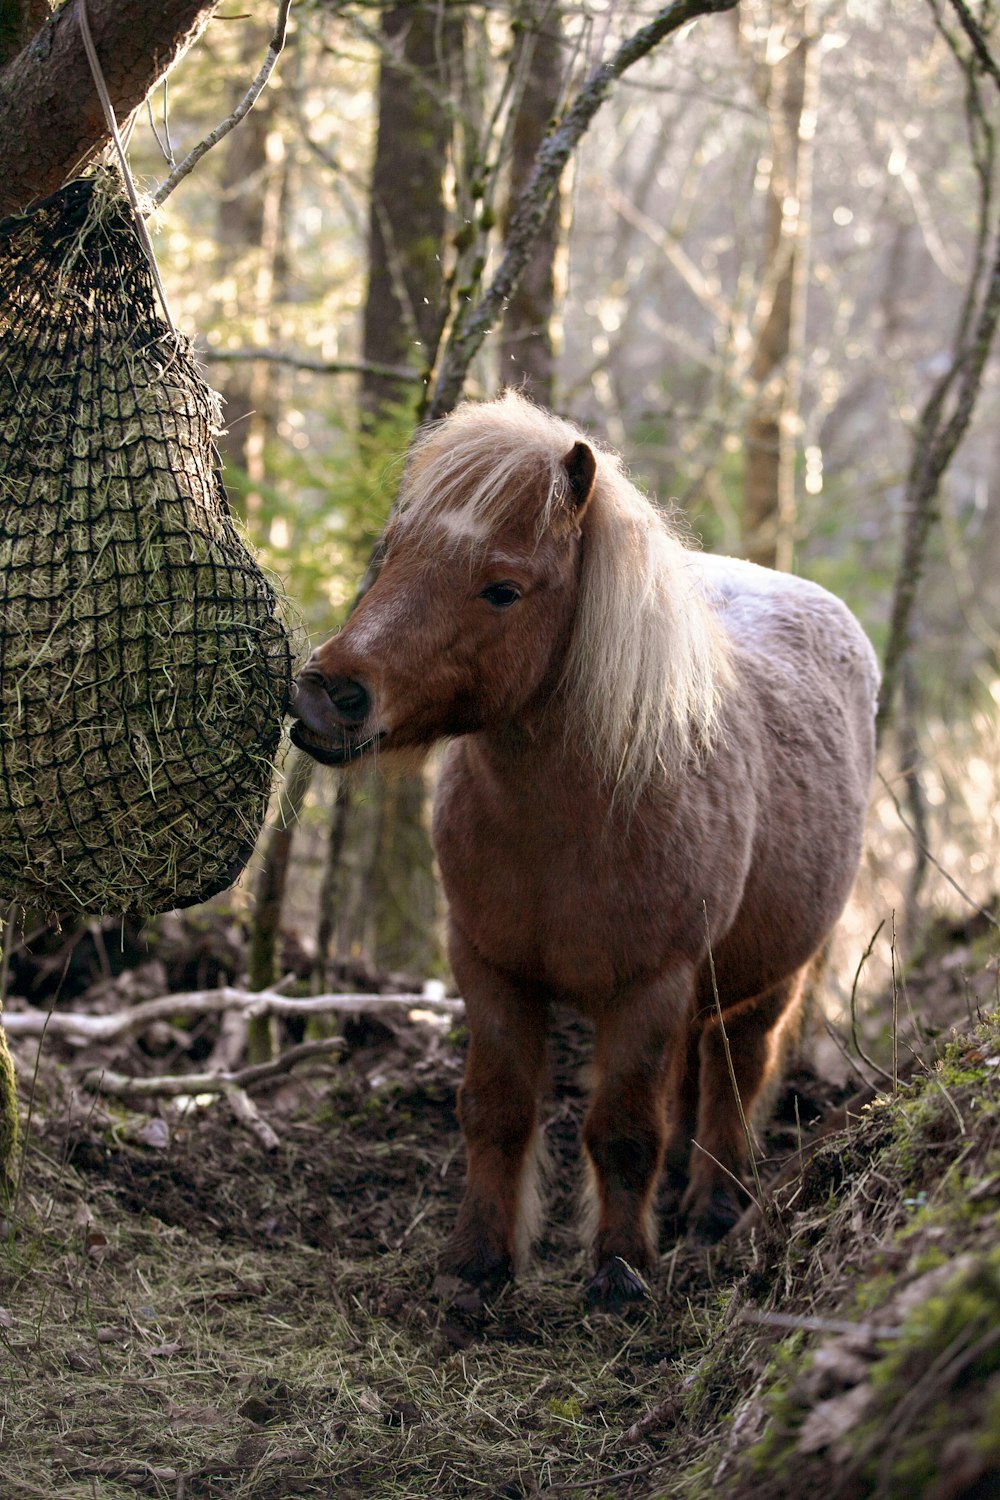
(499, 2, 565, 405)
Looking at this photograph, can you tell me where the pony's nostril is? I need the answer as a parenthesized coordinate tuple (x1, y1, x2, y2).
(328, 677, 369, 725)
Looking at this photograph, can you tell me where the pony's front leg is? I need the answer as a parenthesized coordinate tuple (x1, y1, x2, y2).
(441, 936, 547, 1296)
(583, 968, 692, 1311)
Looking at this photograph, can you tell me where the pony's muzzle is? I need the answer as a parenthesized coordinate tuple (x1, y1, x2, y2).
(288, 664, 374, 765)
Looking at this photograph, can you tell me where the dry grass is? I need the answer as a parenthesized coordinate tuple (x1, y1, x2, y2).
(3, 928, 1000, 1499)
(0, 1041, 716, 1500)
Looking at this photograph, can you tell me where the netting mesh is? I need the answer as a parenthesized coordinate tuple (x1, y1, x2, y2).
(0, 173, 293, 917)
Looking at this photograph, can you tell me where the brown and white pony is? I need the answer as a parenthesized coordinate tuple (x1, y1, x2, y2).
(291, 393, 879, 1309)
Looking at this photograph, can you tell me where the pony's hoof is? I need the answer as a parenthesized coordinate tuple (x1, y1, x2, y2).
(585, 1256, 653, 1314)
(685, 1187, 742, 1245)
(438, 1242, 513, 1301)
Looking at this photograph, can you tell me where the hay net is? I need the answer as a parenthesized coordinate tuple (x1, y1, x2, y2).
(0, 172, 293, 918)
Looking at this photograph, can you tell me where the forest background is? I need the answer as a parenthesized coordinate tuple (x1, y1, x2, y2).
(9, 0, 1000, 1038)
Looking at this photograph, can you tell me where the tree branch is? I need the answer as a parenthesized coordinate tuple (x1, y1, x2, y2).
(877, 1, 1000, 739)
(2, 986, 464, 1041)
(152, 0, 292, 207)
(0, 0, 221, 218)
(80, 1037, 346, 1099)
(425, 0, 739, 420)
(205, 346, 423, 384)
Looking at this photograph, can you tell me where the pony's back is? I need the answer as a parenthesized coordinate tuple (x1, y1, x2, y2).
(692, 551, 880, 713)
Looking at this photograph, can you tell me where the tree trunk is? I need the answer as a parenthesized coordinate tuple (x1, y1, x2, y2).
(212, 22, 291, 518)
(499, 3, 564, 405)
(318, 3, 459, 978)
(0, 0, 220, 217)
(360, 2, 458, 416)
(741, 0, 819, 571)
(245, 747, 314, 1064)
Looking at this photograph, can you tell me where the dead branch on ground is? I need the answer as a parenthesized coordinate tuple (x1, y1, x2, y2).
(2, 987, 463, 1043)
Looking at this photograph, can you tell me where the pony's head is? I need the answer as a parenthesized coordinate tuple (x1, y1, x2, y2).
(291, 393, 730, 797)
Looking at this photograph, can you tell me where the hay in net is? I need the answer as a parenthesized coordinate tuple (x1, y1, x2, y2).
(0, 173, 293, 917)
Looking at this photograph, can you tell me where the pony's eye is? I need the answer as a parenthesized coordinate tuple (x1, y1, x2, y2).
(479, 582, 521, 608)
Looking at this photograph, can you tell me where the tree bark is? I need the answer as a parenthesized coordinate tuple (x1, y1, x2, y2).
(361, 2, 457, 416)
(0, 0, 51, 66)
(0, 0, 220, 218)
(341, 1, 457, 976)
(499, 2, 564, 405)
(741, 0, 820, 571)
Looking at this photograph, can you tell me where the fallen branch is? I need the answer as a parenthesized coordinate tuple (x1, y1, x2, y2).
(80, 1038, 350, 1149)
(2, 986, 464, 1042)
(80, 1036, 346, 1098)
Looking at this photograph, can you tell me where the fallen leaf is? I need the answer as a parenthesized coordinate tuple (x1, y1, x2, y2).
(133, 1118, 170, 1150)
(84, 1228, 109, 1260)
(167, 1401, 226, 1426)
(96, 1325, 128, 1344)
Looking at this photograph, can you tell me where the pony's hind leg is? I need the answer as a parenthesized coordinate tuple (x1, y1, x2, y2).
(582, 969, 692, 1311)
(441, 936, 548, 1296)
(661, 1015, 702, 1221)
(682, 969, 806, 1243)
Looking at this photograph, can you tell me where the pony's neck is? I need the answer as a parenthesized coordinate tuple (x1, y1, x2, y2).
(466, 689, 612, 806)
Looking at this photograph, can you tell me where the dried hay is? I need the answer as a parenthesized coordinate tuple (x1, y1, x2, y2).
(0, 173, 292, 917)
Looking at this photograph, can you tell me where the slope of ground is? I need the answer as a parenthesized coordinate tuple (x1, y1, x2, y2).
(0, 915, 998, 1499)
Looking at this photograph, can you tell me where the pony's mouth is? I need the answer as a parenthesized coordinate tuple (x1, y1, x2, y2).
(289, 720, 385, 766)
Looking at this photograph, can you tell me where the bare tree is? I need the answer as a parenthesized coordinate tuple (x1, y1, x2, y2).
(740, 0, 821, 571)
(877, 0, 1000, 741)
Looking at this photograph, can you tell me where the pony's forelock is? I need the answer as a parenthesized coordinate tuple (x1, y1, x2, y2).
(397, 392, 733, 796)
(397, 392, 585, 545)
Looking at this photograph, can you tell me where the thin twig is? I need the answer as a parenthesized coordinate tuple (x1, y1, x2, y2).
(153, 0, 293, 207)
(879, 771, 1000, 928)
(738, 1308, 903, 1339)
(948, 0, 1000, 94)
(690, 1139, 763, 1215)
(848, 920, 895, 1087)
(204, 346, 423, 382)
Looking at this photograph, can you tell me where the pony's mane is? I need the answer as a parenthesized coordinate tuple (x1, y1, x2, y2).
(397, 392, 733, 797)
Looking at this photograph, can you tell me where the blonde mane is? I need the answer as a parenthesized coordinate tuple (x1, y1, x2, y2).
(397, 392, 733, 798)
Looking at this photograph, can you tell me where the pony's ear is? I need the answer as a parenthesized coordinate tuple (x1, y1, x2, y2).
(563, 441, 597, 519)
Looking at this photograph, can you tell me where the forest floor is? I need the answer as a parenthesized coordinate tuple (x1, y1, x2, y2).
(2, 907, 1000, 1500)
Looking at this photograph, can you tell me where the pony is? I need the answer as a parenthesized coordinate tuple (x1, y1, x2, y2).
(291, 393, 879, 1310)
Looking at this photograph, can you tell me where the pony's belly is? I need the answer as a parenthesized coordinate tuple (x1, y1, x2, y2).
(441, 853, 678, 1004)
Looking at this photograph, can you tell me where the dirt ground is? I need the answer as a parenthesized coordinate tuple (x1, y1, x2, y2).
(2, 908, 1000, 1500)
